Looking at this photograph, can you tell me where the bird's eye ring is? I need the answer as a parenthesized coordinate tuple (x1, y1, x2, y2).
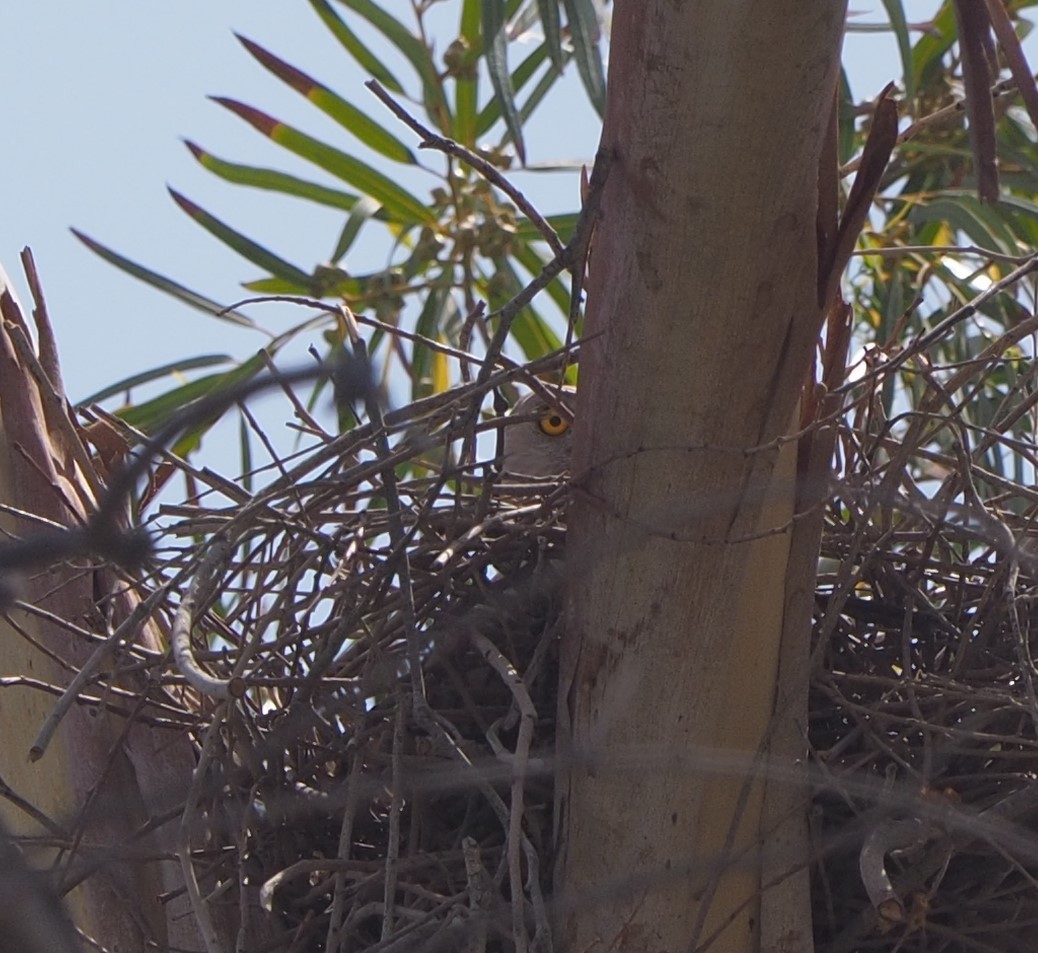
(538, 413, 569, 437)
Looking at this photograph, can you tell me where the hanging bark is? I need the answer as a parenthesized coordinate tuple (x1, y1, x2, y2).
(0, 254, 201, 952)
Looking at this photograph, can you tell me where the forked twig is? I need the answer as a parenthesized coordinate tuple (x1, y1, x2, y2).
(366, 80, 564, 257)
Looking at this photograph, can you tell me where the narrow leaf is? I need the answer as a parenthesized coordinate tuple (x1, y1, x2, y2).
(476, 41, 552, 136)
(169, 189, 315, 290)
(496, 264, 564, 356)
(308, 0, 404, 93)
(118, 354, 267, 436)
(562, 0, 606, 115)
(80, 354, 234, 405)
(243, 275, 359, 296)
(185, 141, 363, 212)
(238, 412, 254, 493)
(236, 35, 416, 164)
(514, 211, 579, 243)
(914, 192, 1018, 253)
(512, 239, 570, 317)
(881, 0, 916, 108)
(482, 0, 526, 163)
(837, 69, 857, 166)
(333, 0, 451, 131)
(911, 3, 958, 85)
(952, 0, 999, 201)
(517, 49, 567, 125)
(212, 98, 437, 225)
(510, 300, 563, 360)
(537, 0, 564, 72)
(453, 0, 481, 148)
(330, 195, 382, 263)
(70, 229, 257, 328)
(412, 286, 449, 398)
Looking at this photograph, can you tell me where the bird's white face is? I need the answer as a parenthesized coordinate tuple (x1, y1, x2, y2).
(501, 386, 576, 477)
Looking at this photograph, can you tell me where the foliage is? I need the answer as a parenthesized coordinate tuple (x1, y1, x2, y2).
(818, 2, 1038, 503)
(73, 3, 1038, 494)
(73, 0, 604, 478)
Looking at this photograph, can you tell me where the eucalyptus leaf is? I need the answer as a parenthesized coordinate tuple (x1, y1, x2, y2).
(71, 229, 258, 329)
(482, 0, 527, 162)
(561, 0, 606, 115)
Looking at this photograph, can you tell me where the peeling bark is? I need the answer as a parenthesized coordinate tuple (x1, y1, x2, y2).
(0, 256, 201, 952)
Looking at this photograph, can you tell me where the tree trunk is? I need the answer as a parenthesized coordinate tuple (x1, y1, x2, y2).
(556, 5, 847, 952)
(0, 257, 201, 952)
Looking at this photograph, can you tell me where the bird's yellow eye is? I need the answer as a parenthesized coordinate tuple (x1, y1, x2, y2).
(538, 413, 570, 437)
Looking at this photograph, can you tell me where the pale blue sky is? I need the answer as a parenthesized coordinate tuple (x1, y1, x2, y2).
(1, 4, 598, 403)
(0, 3, 1018, 406)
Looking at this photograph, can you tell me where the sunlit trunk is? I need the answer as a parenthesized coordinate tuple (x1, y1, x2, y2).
(0, 261, 201, 952)
(555, 5, 847, 951)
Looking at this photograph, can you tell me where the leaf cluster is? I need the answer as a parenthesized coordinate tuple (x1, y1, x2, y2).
(74, 0, 603, 487)
(841, 0, 1038, 492)
(73, 0, 1038, 505)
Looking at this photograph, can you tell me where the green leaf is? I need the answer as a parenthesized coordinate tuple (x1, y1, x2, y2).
(313, 263, 365, 297)
(119, 353, 267, 437)
(79, 354, 235, 405)
(330, 195, 382, 263)
(476, 40, 552, 137)
(453, 0, 482, 149)
(308, 0, 404, 93)
(980, 193, 1038, 247)
(333, 0, 451, 132)
(238, 412, 254, 493)
(881, 0, 915, 108)
(562, 0, 606, 115)
(910, 1, 956, 88)
(510, 299, 563, 360)
(517, 48, 567, 125)
(243, 269, 363, 298)
(494, 260, 564, 358)
(242, 276, 319, 294)
(512, 239, 570, 317)
(212, 98, 437, 226)
(236, 35, 416, 164)
(70, 229, 258, 329)
(478, 256, 564, 359)
(169, 189, 315, 290)
(411, 285, 450, 398)
(837, 69, 857, 166)
(482, 0, 527, 163)
(537, 0, 564, 72)
(514, 211, 579, 243)
(912, 192, 1019, 254)
(185, 141, 366, 212)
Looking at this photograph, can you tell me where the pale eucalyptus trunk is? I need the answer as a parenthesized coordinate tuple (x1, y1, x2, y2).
(556, 5, 847, 952)
(0, 261, 203, 952)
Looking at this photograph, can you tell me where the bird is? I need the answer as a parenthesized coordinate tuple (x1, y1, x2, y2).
(500, 385, 576, 477)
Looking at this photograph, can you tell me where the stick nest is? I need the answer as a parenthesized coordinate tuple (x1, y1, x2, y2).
(810, 373, 1038, 951)
(152, 371, 568, 952)
(20, 351, 1038, 952)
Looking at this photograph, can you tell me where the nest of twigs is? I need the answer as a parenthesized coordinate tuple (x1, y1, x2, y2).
(149, 366, 569, 952)
(16, 340, 1038, 952)
(810, 384, 1038, 950)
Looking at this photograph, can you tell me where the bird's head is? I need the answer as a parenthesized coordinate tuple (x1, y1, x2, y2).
(501, 385, 576, 478)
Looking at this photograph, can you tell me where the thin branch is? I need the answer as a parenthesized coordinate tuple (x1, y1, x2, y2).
(171, 537, 244, 700)
(178, 700, 233, 953)
(365, 79, 564, 257)
(30, 583, 174, 760)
